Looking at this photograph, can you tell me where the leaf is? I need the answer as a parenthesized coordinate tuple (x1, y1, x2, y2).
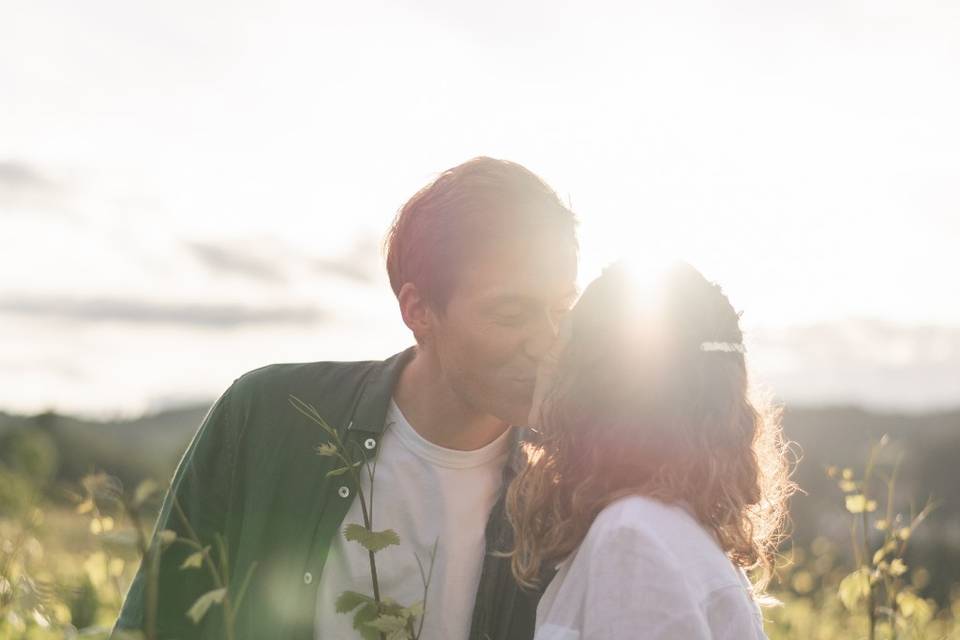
(897, 590, 918, 617)
(365, 614, 408, 633)
(401, 600, 424, 620)
(353, 602, 380, 640)
(158, 529, 178, 546)
(344, 524, 401, 553)
(838, 568, 870, 611)
(315, 442, 339, 457)
(845, 494, 867, 514)
(336, 590, 375, 613)
(890, 558, 908, 576)
(76, 498, 94, 515)
(133, 479, 160, 508)
(873, 547, 887, 565)
(180, 546, 209, 570)
(186, 587, 226, 624)
(99, 529, 139, 549)
(327, 466, 351, 478)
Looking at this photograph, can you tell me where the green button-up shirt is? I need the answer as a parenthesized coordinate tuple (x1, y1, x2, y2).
(114, 347, 540, 640)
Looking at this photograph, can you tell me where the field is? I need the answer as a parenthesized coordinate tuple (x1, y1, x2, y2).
(1, 404, 959, 639)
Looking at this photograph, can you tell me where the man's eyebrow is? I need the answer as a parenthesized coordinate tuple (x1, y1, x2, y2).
(485, 289, 580, 307)
(485, 294, 536, 306)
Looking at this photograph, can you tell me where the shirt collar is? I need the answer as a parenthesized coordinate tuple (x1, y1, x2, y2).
(346, 346, 417, 436)
(346, 346, 532, 476)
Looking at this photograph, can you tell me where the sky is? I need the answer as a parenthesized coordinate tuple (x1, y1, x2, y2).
(2, 0, 959, 418)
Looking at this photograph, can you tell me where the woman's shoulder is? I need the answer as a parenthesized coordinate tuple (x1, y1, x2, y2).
(581, 494, 747, 592)
(586, 494, 703, 544)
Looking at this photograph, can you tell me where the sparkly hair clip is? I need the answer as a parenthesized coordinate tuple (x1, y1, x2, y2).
(700, 341, 746, 354)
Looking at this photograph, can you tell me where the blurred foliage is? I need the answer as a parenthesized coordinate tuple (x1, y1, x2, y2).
(0, 404, 958, 638)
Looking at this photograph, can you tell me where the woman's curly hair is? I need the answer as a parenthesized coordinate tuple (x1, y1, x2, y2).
(506, 261, 796, 593)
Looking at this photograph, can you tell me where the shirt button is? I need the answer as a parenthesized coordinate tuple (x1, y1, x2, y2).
(303, 572, 313, 585)
(364, 438, 377, 450)
(338, 486, 350, 498)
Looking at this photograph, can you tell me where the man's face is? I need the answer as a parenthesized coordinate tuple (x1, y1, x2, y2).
(426, 232, 578, 426)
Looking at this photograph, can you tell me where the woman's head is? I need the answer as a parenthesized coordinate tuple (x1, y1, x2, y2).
(507, 261, 794, 590)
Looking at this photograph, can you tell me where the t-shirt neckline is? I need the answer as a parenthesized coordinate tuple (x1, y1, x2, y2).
(387, 399, 512, 469)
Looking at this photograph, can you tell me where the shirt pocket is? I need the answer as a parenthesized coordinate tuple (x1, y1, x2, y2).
(533, 623, 581, 640)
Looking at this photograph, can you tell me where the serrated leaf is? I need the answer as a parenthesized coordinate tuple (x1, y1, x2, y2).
(366, 614, 407, 633)
(353, 602, 380, 640)
(133, 479, 160, 508)
(180, 546, 209, 570)
(344, 524, 401, 553)
(315, 442, 339, 457)
(336, 590, 375, 613)
(186, 587, 226, 624)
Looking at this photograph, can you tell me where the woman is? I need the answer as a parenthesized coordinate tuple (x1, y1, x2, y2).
(506, 261, 795, 639)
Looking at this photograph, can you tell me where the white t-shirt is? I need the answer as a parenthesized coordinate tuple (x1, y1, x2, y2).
(314, 399, 511, 640)
(534, 495, 768, 640)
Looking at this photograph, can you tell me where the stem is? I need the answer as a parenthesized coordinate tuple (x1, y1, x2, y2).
(414, 538, 439, 640)
(121, 497, 157, 640)
(289, 398, 389, 640)
(351, 459, 387, 640)
(860, 509, 875, 640)
(173, 499, 236, 640)
(861, 445, 879, 640)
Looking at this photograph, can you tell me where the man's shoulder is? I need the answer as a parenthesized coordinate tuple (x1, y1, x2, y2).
(235, 357, 382, 389)
(227, 356, 387, 410)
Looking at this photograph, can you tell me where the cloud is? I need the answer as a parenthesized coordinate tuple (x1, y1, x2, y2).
(181, 234, 380, 286)
(0, 296, 326, 328)
(185, 241, 287, 283)
(312, 235, 380, 284)
(0, 160, 66, 211)
(747, 319, 960, 410)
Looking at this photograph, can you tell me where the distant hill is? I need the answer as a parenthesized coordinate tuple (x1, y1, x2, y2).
(0, 404, 207, 489)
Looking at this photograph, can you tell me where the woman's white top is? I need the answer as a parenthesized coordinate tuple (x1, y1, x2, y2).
(534, 495, 768, 640)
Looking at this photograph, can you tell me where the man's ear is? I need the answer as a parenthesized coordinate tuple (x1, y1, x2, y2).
(397, 282, 434, 344)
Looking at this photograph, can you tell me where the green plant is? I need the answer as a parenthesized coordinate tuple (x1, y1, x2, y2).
(827, 436, 938, 639)
(289, 395, 437, 640)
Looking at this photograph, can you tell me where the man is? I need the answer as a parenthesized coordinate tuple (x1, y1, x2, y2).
(113, 157, 579, 640)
